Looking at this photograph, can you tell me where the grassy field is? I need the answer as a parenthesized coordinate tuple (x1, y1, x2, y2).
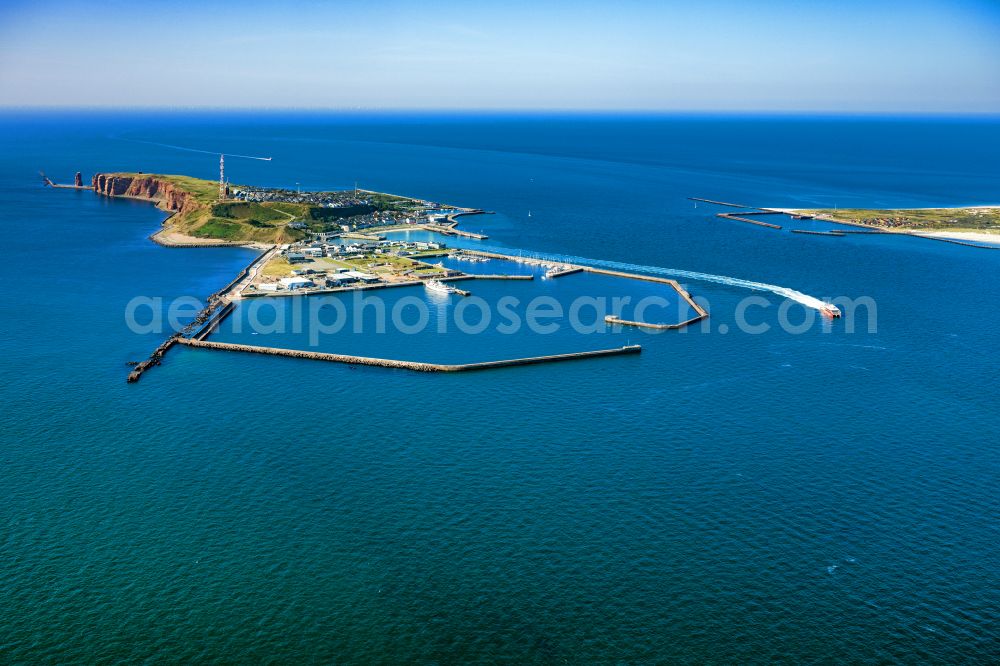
(107, 172, 443, 244)
(105, 173, 308, 243)
(801, 206, 1000, 231)
(258, 253, 431, 281)
(152, 174, 220, 204)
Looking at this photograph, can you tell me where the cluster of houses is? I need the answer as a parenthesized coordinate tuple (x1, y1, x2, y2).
(229, 186, 373, 208)
(333, 210, 414, 232)
(227, 185, 458, 234)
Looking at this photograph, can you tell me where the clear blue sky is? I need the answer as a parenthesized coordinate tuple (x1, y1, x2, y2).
(1, 0, 998, 113)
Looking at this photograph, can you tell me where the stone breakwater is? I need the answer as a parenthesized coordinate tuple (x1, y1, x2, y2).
(177, 338, 642, 373)
(127, 336, 179, 383)
(455, 253, 712, 330)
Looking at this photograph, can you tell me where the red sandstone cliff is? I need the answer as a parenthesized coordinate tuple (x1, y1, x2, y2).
(92, 174, 201, 215)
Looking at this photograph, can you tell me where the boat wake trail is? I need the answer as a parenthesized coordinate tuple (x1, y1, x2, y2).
(119, 138, 272, 161)
(485, 246, 831, 312)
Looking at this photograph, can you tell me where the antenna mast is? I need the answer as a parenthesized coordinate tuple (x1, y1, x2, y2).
(219, 154, 226, 200)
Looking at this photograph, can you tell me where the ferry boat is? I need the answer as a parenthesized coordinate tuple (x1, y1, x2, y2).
(820, 302, 842, 318)
(424, 279, 454, 294)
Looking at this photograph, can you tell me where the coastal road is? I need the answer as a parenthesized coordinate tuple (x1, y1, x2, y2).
(225, 245, 279, 301)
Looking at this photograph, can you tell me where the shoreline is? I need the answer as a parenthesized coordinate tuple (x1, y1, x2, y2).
(96, 189, 268, 249)
(912, 230, 1000, 246)
(150, 225, 272, 250)
(766, 207, 1000, 247)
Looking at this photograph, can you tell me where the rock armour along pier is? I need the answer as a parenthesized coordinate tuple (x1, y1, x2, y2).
(458, 251, 711, 330)
(177, 338, 642, 373)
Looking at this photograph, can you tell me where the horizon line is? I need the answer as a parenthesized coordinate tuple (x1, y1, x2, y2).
(1, 106, 999, 119)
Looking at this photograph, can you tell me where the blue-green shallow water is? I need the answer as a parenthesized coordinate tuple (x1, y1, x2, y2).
(2, 112, 999, 663)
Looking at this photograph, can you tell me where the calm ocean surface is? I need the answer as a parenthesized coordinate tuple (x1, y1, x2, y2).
(1, 112, 998, 663)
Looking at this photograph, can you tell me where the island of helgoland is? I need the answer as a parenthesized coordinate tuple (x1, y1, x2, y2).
(5, 1, 1000, 663)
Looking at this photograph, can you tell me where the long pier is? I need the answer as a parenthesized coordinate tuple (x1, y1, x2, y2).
(791, 229, 846, 237)
(193, 301, 236, 340)
(41, 171, 90, 190)
(456, 252, 710, 330)
(455, 274, 535, 281)
(45, 182, 90, 190)
(909, 234, 1000, 250)
(717, 213, 783, 229)
(583, 268, 709, 328)
(422, 224, 489, 240)
(688, 197, 754, 209)
(177, 338, 641, 373)
(126, 245, 276, 382)
(604, 315, 701, 330)
(832, 228, 999, 249)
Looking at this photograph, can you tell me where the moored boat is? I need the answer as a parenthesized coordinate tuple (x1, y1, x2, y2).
(425, 279, 455, 294)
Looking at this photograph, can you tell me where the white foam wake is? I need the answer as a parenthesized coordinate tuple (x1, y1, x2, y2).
(120, 138, 272, 161)
(485, 246, 831, 312)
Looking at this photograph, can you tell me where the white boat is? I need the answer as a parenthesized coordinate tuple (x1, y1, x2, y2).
(424, 279, 455, 294)
(820, 302, 842, 318)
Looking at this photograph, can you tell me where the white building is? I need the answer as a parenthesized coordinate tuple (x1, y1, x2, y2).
(280, 277, 315, 290)
(341, 270, 379, 283)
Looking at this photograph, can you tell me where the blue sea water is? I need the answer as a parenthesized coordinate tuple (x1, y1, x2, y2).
(1, 112, 999, 663)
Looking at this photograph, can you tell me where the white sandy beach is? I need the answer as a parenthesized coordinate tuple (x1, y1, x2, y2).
(913, 231, 1000, 246)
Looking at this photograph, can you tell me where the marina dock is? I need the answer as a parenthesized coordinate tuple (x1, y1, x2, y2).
(177, 338, 641, 373)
